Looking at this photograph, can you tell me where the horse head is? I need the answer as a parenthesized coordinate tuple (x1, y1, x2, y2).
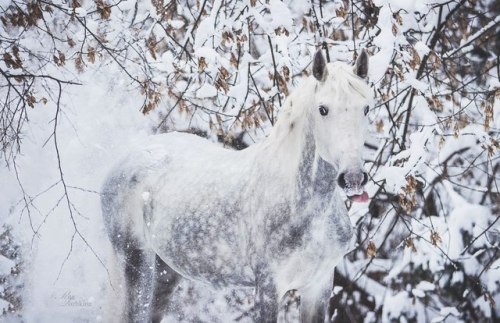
(310, 49, 373, 202)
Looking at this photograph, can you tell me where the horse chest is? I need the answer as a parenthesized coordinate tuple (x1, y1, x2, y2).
(263, 199, 353, 293)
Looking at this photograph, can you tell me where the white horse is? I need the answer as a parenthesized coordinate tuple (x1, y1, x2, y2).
(101, 49, 372, 323)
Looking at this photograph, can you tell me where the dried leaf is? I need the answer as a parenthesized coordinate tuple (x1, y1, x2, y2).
(230, 52, 238, 68)
(409, 47, 421, 70)
(215, 67, 230, 93)
(59, 51, 66, 65)
(4, 51, 22, 69)
(198, 57, 207, 72)
(483, 104, 493, 130)
(26, 93, 36, 108)
(151, 0, 165, 16)
(400, 176, 418, 212)
(67, 36, 76, 48)
(367, 240, 377, 257)
(430, 231, 442, 246)
(3, 52, 13, 68)
(86, 47, 95, 63)
(405, 237, 417, 252)
(147, 34, 157, 60)
(336, 7, 347, 18)
(394, 12, 403, 25)
(74, 53, 84, 73)
(282, 66, 290, 82)
(439, 136, 445, 149)
(95, 0, 111, 20)
(54, 50, 65, 66)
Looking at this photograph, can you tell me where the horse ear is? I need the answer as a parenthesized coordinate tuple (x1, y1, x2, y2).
(354, 49, 369, 79)
(312, 50, 327, 81)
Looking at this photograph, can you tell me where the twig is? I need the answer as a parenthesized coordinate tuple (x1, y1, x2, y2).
(50, 81, 111, 284)
(401, 0, 467, 149)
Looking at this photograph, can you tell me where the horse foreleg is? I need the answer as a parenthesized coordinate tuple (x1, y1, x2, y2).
(151, 255, 182, 323)
(254, 269, 279, 323)
(123, 244, 156, 323)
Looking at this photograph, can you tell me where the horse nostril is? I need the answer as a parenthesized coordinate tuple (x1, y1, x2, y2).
(338, 172, 346, 189)
(361, 172, 368, 186)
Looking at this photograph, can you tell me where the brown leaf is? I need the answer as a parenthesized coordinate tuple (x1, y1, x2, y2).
(230, 52, 238, 68)
(95, 0, 111, 20)
(409, 47, 421, 70)
(26, 93, 36, 108)
(198, 57, 207, 72)
(430, 231, 442, 246)
(67, 36, 76, 48)
(394, 12, 403, 25)
(215, 67, 230, 93)
(3, 52, 14, 68)
(399, 176, 418, 213)
(74, 53, 84, 73)
(151, 0, 165, 16)
(222, 31, 234, 43)
(392, 24, 398, 36)
(4, 51, 22, 69)
(367, 240, 377, 257)
(12, 46, 20, 61)
(54, 51, 65, 66)
(282, 66, 290, 82)
(58, 51, 65, 66)
(405, 237, 417, 252)
(335, 7, 347, 18)
(483, 104, 493, 130)
(147, 34, 157, 60)
(87, 46, 96, 64)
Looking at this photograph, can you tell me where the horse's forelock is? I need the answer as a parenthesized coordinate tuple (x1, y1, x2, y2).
(323, 62, 372, 101)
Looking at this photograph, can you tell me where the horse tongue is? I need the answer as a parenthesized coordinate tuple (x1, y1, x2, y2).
(349, 191, 369, 203)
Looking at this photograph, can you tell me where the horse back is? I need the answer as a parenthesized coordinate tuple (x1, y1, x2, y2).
(100, 132, 250, 250)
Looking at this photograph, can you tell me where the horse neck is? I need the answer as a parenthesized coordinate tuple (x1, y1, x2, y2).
(295, 124, 338, 204)
(259, 84, 338, 203)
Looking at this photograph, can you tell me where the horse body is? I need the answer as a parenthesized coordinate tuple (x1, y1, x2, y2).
(102, 51, 372, 322)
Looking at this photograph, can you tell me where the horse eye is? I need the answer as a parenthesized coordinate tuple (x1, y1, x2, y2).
(318, 105, 329, 116)
(364, 105, 369, 116)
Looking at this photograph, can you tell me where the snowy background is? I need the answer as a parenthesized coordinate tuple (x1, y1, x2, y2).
(0, 0, 499, 322)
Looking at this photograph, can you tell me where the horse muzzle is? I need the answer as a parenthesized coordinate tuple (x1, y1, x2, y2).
(337, 169, 369, 203)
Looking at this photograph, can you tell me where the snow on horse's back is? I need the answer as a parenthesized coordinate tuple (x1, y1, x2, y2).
(101, 49, 373, 323)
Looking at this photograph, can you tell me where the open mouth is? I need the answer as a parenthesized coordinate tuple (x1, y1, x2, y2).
(347, 191, 369, 203)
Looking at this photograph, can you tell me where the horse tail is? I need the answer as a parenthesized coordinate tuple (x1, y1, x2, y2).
(103, 241, 126, 323)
